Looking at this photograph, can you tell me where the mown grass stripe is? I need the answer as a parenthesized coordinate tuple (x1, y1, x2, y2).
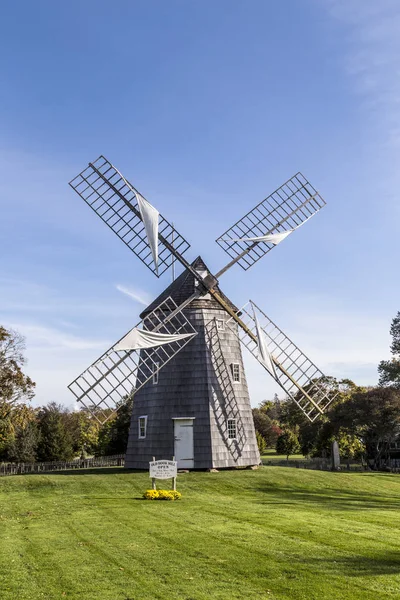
(1, 467, 400, 599)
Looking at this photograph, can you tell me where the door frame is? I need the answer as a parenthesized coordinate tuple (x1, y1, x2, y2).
(172, 418, 195, 469)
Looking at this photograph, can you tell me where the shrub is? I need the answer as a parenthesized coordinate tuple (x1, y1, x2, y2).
(276, 428, 300, 460)
(256, 431, 267, 455)
(143, 489, 182, 501)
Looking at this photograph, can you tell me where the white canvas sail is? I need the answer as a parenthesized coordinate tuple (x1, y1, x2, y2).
(113, 328, 194, 352)
(222, 212, 316, 246)
(136, 192, 159, 273)
(254, 314, 277, 378)
(230, 230, 293, 245)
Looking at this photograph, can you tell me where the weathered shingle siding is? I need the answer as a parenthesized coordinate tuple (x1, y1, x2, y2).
(125, 304, 260, 470)
(125, 309, 213, 469)
(125, 255, 259, 470)
(204, 309, 260, 468)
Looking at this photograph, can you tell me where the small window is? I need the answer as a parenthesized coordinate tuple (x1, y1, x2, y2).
(138, 416, 147, 439)
(231, 363, 240, 383)
(153, 362, 160, 385)
(216, 319, 225, 331)
(227, 419, 237, 440)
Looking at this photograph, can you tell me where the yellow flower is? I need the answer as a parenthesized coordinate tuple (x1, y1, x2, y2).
(142, 489, 182, 501)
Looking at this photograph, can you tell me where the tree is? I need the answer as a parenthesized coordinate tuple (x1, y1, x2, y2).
(0, 402, 38, 460)
(0, 326, 35, 406)
(276, 428, 300, 460)
(96, 396, 134, 456)
(298, 417, 324, 457)
(252, 408, 282, 448)
(96, 419, 114, 457)
(378, 311, 400, 388)
(279, 398, 308, 430)
(258, 397, 282, 421)
(0, 327, 36, 460)
(0, 401, 15, 458)
(36, 403, 74, 462)
(8, 420, 39, 463)
(66, 410, 100, 457)
(256, 431, 267, 455)
(335, 428, 364, 461)
(305, 420, 365, 461)
(295, 378, 362, 457)
(330, 387, 400, 467)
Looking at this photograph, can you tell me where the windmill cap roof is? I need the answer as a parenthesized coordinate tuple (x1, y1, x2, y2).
(140, 256, 239, 317)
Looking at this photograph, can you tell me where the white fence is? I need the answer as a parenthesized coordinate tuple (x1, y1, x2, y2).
(0, 455, 125, 477)
(263, 457, 400, 472)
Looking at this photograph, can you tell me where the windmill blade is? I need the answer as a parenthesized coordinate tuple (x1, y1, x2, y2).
(69, 155, 191, 277)
(215, 172, 326, 276)
(68, 297, 197, 425)
(225, 301, 338, 422)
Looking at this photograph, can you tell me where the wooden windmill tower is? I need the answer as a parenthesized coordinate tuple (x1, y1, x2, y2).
(68, 156, 338, 469)
(126, 256, 258, 469)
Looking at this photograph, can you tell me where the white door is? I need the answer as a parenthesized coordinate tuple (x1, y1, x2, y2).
(174, 419, 194, 469)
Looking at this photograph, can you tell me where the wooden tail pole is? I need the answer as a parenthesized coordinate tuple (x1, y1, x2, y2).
(152, 456, 156, 490)
(172, 455, 176, 491)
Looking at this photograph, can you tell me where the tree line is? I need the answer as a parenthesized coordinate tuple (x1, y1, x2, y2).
(253, 311, 400, 467)
(0, 398, 134, 463)
(1, 311, 400, 465)
(0, 326, 133, 462)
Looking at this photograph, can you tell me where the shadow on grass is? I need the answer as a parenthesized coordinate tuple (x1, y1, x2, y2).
(256, 483, 400, 511)
(89, 497, 179, 502)
(302, 552, 400, 576)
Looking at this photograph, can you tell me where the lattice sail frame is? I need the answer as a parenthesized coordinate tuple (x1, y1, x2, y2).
(216, 172, 326, 271)
(68, 156, 335, 422)
(226, 301, 338, 422)
(69, 155, 191, 277)
(204, 319, 247, 457)
(68, 297, 197, 424)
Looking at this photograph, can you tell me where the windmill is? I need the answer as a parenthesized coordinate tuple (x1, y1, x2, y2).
(68, 156, 337, 469)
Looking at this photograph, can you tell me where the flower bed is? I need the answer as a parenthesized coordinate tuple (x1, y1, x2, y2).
(143, 489, 182, 501)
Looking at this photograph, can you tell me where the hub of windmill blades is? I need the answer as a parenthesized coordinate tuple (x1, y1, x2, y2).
(69, 156, 338, 422)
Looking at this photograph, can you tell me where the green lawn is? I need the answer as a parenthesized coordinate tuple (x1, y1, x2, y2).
(1, 467, 400, 600)
(261, 449, 305, 462)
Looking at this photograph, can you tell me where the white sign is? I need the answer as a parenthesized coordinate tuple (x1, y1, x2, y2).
(149, 460, 177, 480)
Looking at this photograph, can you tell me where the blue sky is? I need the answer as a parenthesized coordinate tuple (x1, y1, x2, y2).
(0, 0, 399, 408)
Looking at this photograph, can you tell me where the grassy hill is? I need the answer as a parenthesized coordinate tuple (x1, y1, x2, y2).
(1, 467, 400, 600)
